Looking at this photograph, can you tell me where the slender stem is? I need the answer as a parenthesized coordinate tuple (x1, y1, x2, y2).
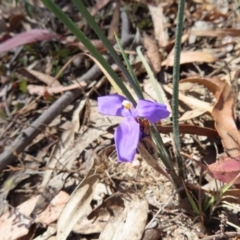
(72, 0, 143, 100)
(41, 0, 136, 104)
(150, 125, 179, 189)
(172, 0, 185, 178)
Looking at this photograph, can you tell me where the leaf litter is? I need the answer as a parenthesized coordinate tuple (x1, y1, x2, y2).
(1, 0, 240, 239)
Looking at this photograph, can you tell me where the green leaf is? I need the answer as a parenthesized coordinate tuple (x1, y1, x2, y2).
(19, 79, 27, 93)
(172, 0, 185, 178)
(204, 195, 215, 211)
(41, 0, 135, 104)
(136, 46, 164, 104)
(72, 0, 143, 100)
(115, 33, 143, 98)
(184, 186, 200, 215)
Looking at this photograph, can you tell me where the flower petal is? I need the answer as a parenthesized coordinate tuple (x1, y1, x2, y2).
(98, 94, 127, 117)
(134, 100, 170, 123)
(114, 117, 140, 162)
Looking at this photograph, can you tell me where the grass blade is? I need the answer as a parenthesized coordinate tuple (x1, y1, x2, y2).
(72, 0, 143, 100)
(41, 0, 135, 104)
(115, 33, 143, 98)
(172, 0, 185, 178)
(136, 46, 164, 104)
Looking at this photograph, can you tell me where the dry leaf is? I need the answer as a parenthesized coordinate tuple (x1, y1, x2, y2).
(89, 0, 111, 16)
(191, 29, 240, 37)
(9, 12, 25, 31)
(73, 212, 109, 234)
(108, 0, 120, 41)
(208, 156, 240, 184)
(34, 226, 56, 240)
(21, 68, 61, 87)
(67, 39, 112, 53)
(113, 195, 148, 240)
(41, 96, 88, 186)
(180, 78, 221, 95)
(0, 191, 69, 240)
(179, 109, 207, 121)
(148, 4, 168, 47)
(211, 83, 240, 157)
(156, 124, 218, 137)
(162, 51, 217, 66)
(142, 33, 162, 73)
(163, 84, 213, 112)
(27, 81, 88, 96)
(73, 193, 124, 234)
(57, 174, 99, 240)
(97, 194, 148, 240)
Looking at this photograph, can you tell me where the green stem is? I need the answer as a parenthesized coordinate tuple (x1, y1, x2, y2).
(72, 0, 143, 100)
(150, 125, 179, 189)
(41, 0, 135, 104)
(172, 0, 185, 178)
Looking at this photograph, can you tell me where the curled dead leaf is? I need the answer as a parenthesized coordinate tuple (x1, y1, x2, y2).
(0, 191, 69, 240)
(211, 83, 240, 157)
(27, 81, 88, 96)
(208, 156, 240, 184)
(162, 51, 217, 66)
(191, 29, 240, 37)
(20, 68, 61, 87)
(142, 33, 162, 73)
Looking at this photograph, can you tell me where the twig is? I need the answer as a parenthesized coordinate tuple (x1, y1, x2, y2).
(0, 89, 81, 171)
(0, 9, 132, 171)
(201, 231, 240, 240)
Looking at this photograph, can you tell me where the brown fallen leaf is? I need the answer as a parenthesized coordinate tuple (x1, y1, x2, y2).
(148, 4, 168, 47)
(142, 32, 162, 73)
(180, 78, 221, 95)
(179, 109, 208, 121)
(19, 68, 61, 87)
(162, 51, 217, 66)
(156, 124, 218, 137)
(97, 194, 148, 240)
(108, 0, 120, 41)
(191, 29, 240, 37)
(57, 174, 99, 240)
(67, 39, 114, 53)
(163, 84, 213, 112)
(0, 191, 69, 240)
(27, 81, 88, 96)
(89, 0, 111, 16)
(208, 156, 240, 184)
(198, 75, 240, 183)
(73, 194, 125, 234)
(9, 12, 25, 31)
(73, 209, 109, 234)
(211, 82, 240, 157)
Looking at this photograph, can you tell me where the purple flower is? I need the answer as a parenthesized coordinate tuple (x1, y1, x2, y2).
(98, 94, 170, 163)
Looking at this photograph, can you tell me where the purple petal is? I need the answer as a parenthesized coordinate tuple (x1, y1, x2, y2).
(98, 94, 127, 117)
(134, 100, 170, 123)
(114, 117, 140, 162)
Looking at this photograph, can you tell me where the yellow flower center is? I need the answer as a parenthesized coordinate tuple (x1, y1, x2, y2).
(122, 100, 131, 110)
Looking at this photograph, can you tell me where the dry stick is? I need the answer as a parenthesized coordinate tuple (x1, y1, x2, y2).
(0, 89, 82, 171)
(201, 232, 240, 240)
(0, 9, 132, 172)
